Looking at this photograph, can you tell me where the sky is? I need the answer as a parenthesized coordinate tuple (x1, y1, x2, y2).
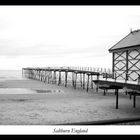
(0, 6, 140, 70)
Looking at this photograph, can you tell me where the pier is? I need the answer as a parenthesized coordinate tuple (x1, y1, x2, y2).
(22, 67, 105, 92)
(22, 66, 140, 109)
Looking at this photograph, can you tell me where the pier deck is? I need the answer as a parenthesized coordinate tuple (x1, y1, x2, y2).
(93, 79, 140, 109)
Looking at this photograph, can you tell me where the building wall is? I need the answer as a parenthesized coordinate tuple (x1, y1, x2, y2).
(128, 48, 140, 81)
(113, 51, 126, 81)
(113, 47, 140, 81)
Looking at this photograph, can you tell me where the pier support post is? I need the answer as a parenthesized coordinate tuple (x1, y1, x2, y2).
(44, 70, 47, 83)
(96, 85, 99, 92)
(91, 75, 93, 89)
(36, 70, 38, 80)
(115, 89, 119, 109)
(65, 71, 68, 87)
(38, 70, 40, 81)
(72, 72, 75, 87)
(103, 89, 106, 96)
(86, 74, 90, 92)
(53, 71, 56, 84)
(83, 73, 85, 89)
(37, 70, 39, 80)
(40, 70, 42, 81)
(48, 71, 50, 84)
(50, 71, 53, 83)
(39, 70, 41, 81)
(28, 69, 31, 79)
(74, 72, 77, 89)
(34, 70, 36, 80)
(133, 94, 136, 108)
(40, 70, 43, 82)
(32, 70, 34, 80)
(58, 71, 61, 86)
(43, 70, 46, 82)
(80, 73, 83, 87)
(96, 74, 99, 92)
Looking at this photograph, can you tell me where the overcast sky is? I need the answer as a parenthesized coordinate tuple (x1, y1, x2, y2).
(0, 6, 140, 70)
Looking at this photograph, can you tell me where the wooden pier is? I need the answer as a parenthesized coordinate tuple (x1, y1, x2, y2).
(22, 67, 101, 91)
(22, 66, 140, 109)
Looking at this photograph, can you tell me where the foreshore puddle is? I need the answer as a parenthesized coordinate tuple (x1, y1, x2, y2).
(35, 89, 63, 93)
(0, 88, 63, 94)
(0, 88, 35, 94)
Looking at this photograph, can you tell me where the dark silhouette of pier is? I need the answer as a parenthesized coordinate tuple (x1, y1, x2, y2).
(22, 66, 107, 92)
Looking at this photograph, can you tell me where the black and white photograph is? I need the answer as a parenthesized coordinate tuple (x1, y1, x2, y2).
(0, 5, 140, 135)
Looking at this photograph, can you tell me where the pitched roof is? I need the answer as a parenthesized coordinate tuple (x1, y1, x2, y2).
(109, 29, 140, 52)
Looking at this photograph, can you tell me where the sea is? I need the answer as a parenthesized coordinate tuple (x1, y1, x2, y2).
(0, 70, 22, 81)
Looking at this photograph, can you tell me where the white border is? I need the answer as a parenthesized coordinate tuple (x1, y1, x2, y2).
(0, 125, 140, 135)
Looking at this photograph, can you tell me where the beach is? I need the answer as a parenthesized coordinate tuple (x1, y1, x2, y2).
(0, 70, 140, 125)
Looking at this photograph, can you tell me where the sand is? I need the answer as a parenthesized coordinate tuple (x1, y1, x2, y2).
(0, 76, 140, 125)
